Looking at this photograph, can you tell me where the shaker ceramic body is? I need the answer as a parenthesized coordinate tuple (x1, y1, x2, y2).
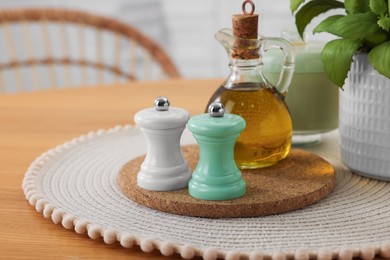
(188, 103, 246, 201)
(134, 97, 191, 191)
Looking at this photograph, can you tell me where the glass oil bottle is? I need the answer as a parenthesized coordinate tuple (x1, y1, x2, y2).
(206, 1, 295, 169)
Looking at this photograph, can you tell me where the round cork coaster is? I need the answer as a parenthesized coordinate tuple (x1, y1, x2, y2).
(118, 145, 335, 218)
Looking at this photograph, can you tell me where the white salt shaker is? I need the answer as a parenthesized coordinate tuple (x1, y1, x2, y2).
(134, 97, 192, 191)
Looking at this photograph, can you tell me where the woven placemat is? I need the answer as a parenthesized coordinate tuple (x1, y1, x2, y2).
(22, 125, 390, 260)
(118, 146, 335, 218)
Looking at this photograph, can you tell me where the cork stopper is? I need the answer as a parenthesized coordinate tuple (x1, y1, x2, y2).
(232, 0, 259, 59)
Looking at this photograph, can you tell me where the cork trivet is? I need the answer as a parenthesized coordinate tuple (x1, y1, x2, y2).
(118, 145, 335, 218)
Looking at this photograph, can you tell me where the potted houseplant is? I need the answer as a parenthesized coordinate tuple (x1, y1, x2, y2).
(290, 0, 390, 180)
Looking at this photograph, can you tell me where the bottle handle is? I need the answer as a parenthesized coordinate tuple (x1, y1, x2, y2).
(261, 37, 295, 94)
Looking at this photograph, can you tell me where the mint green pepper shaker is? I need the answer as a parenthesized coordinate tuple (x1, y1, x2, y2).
(188, 103, 246, 201)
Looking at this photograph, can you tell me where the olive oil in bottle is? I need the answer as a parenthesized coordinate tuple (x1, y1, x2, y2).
(207, 83, 292, 169)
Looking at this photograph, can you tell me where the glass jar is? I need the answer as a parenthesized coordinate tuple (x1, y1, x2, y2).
(262, 31, 339, 146)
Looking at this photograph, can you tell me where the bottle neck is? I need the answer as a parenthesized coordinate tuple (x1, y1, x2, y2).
(230, 58, 262, 67)
(226, 58, 267, 89)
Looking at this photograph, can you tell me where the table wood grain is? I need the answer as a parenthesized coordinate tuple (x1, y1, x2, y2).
(0, 79, 219, 260)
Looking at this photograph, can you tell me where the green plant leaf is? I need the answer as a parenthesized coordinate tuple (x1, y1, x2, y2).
(294, 0, 344, 38)
(365, 30, 389, 48)
(345, 0, 370, 14)
(368, 41, 390, 78)
(378, 16, 390, 31)
(313, 15, 344, 33)
(290, 0, 306, 13)
(370, 0, 388, 16)
(321, 39, 363, 87)
(318, 12, 382, 40)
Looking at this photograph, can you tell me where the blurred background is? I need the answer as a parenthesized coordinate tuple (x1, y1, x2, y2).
(0, 0, 339, 92)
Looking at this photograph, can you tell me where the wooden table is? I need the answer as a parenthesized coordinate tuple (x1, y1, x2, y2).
(1, 78, 388, 260)
(0, 79, 219, 260)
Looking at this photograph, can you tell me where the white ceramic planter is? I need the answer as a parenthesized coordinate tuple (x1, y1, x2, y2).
(339, 53, 390, 181)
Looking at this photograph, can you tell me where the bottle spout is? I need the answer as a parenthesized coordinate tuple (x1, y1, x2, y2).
(215, 29, 263, 60)
(215, 29, 236, 55)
